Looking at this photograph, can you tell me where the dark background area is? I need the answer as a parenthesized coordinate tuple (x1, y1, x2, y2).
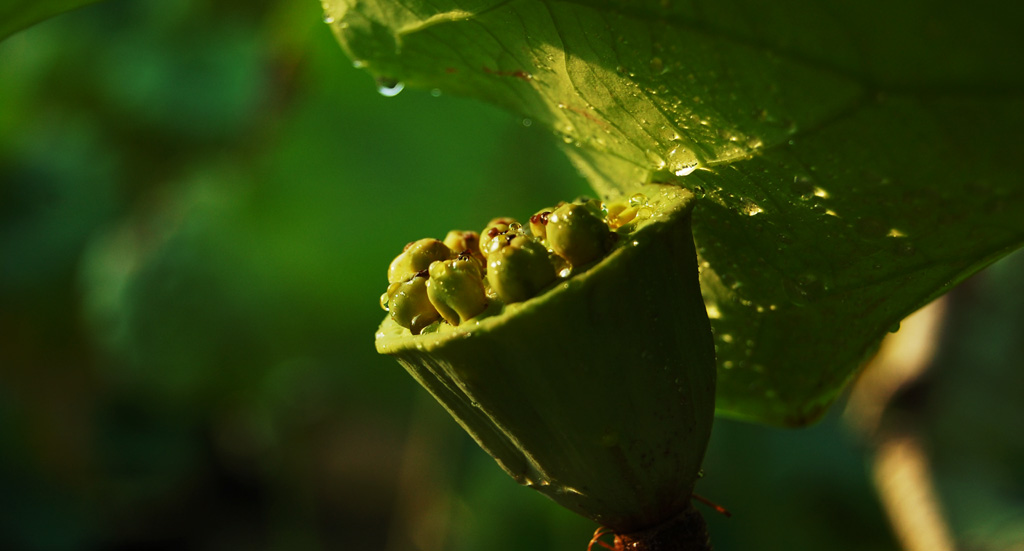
(1, 1, 1022, 549)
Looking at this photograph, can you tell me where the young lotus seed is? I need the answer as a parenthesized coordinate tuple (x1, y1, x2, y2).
(386, 273, 441, 334)
(480, 217, 520, 258)
(529, 208, 554, 244)
(388, 238, 451, 284)
(442, 230, 485, 269)
(605, 201, 639, 229)
(426, 257, 488, 325)
(547, 202, 614, 267)
(486, 235, 557, 303)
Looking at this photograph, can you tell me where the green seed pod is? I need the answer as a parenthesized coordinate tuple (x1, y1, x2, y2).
(386, 274, 441, 335)
(426, 257, 488, 325)
(547, 201, 614, 267)
(486, 235, 557, 303)
(376, 188, 714, 533)
(388, 238, 451, 284)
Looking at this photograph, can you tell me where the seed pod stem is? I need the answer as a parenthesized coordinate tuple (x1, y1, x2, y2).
(611, 506, 712, 551)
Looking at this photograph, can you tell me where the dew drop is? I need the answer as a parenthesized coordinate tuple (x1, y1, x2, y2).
(789, 176, 814, 198)
(352, 59, 366, 69)
(666, 145, 698, 176)
(743, 202, 763, 216)
(675, 164, 698, 176)
(430, 88, 442, 97)
(522, 118, 533, 127)
(323, 14, 335, 23)
(375, 77, 405, 97)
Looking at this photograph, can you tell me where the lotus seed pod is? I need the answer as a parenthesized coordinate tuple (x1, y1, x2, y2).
(386, 274, 441, 334)
(426, 258, 488, 325)
(388, 238, 451, 284)
(547, 202, 614, 267)
(486, 235, 557, 303)
(376, 188, 714, 533)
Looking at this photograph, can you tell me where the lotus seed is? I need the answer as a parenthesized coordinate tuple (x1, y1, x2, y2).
(427, 257, 488, 325)
(547, 202, 614, 267)
(388, 238, 451, 284)
(487, 235, 557, 303)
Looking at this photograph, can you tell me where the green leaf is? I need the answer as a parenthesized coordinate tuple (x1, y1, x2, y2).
(0, 0, 104, 42)
(326, 0, 1024, 425)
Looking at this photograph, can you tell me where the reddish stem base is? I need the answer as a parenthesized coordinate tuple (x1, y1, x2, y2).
(593, 507, 712, 551)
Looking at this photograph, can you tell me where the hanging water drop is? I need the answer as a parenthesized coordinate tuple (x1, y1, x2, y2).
(376, 77, 405, 97)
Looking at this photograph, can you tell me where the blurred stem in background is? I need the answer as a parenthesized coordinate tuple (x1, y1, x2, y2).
(846, 299, 954, 551)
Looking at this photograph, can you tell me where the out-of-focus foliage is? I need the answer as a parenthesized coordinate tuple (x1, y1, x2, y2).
(0, 0, 103, 42)
(1, 1, 1021, 550)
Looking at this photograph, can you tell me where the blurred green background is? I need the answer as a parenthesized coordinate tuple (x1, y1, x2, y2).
(1, 1, 1022, 549)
